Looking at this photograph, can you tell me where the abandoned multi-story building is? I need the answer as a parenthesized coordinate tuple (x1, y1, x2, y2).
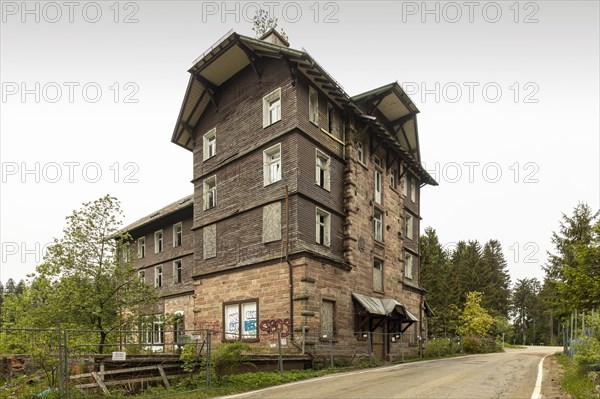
(123, 29, 437, 361)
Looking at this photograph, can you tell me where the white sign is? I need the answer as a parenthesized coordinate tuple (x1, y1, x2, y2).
(112, 351, 126, 361)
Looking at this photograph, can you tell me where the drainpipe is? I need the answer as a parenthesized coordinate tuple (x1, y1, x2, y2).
(285, 185, 294, 340)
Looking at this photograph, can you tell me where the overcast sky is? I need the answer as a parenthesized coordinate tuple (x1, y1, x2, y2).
(1, 1, 598, 286)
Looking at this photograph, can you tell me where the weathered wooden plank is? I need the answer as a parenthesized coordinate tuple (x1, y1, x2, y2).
(75, 374, 187, 389)
(70, 364, 181, 379)
(157, 365, 170, 388)
(91, 372, 109, 394)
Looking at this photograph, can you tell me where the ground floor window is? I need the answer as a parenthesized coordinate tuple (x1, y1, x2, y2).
(223, 300, 258, 341)
(173, 313, 184, 344)
(141, 314, 164, 345)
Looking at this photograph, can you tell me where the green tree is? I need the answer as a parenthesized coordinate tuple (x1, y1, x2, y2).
(3, 195, 157, 353)
(458, 292, 494, 337)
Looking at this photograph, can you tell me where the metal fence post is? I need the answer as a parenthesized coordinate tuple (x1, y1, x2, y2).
(301, 326, 306, 355)
(57, 329, 64, 398)
(278, 332, 284, 377)
(367, 332, 373, 364)
(206, 330, 211, 390)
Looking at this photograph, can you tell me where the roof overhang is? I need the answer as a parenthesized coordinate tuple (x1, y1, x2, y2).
(352, 292, 418, 322)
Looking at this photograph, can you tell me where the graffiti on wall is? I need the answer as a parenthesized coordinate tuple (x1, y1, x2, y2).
(259, 318, 291, 337)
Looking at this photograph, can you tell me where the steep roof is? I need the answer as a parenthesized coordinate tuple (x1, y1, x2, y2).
(172, 31, 436, 186)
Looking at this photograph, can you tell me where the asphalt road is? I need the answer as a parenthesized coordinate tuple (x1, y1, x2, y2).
(221, 346, 561, 399)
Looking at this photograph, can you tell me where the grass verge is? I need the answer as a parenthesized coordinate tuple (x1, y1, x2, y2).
(556, 353, 600, 399)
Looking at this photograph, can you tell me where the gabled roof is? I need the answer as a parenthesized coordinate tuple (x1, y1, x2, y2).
(172, 31, 436, 186)
(121, 194, 193, 235)
(352, 82, 422, 163)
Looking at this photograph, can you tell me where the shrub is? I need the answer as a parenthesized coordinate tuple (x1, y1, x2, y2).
(424, 338, 454, 358)
(212, 342, 255, 381)
(462, 336, 503, 354)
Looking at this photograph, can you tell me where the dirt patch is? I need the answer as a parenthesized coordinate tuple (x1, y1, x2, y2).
(542, 354, 571, 399)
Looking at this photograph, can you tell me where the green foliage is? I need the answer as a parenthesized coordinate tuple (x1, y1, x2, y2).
(420, 228, 511, 338)
(461, 336, 503, 354)
(458, 292, 494, 337)
(1, 195, 157, 353)
(212, 342, 255, 381)
(557, 353, 600, 399)
(179, 343, 201, 374)
(424, 338, 459, 358)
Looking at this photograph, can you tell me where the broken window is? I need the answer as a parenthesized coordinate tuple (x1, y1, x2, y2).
(309, 86, 318, 125)
(138, 237, 145, 258)
(173, 259, 182, 284)
(173, 222, 182, 247)
(154, 230, 163, 253)
(204, 176, 217, 210)
(405, 213, 414, 240)
(405, 252, 413, 280)
(155, 265, 163, 287)
(316, 208, 331, 247)
(373, 259, 383, 292)
(316, 149, 330, 190)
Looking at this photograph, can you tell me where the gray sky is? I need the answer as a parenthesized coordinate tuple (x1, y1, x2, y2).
(1, 1, 599, 286)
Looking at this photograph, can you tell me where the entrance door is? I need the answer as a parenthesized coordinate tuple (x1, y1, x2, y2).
(372, 326, 385, 361)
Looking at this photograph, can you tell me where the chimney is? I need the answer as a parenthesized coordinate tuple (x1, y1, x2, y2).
(260, 28, 290, 47)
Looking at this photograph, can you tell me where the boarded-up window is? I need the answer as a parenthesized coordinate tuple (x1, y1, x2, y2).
(373, 259, 383, 292)
(321, 300, 335, 339)
(203, 224, 216, 259)
(262, 202, 281, 243)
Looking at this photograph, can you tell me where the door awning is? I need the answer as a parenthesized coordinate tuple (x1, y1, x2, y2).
(352, 293, 418, 322)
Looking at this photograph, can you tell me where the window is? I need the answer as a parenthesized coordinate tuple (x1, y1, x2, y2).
(263, 144, 281, 185)
(357, 141, 365, 165)
(373, 259, 383, 292)
(316, 150, 330, 190)
(155, 265, 163, 287)
(154, 230, 163, 253)
(262, 202, 282, 243)
(263, 88, 281, 127)
(138, 270, 145, 282)
(309, 86, 318, 125)
(224, 300, 258, 341)
(203, 224, 217, 259)
(410, 177, 417, 202)
(405, 252, 413, 279)
(142, 315, 164, 345)
(405, 213, 414, 240)
(121, 243, 130, 262)
(373, 209, 383, 242)
(374, 169, 382, 204)
(321, 300, 335, 340)
(327, 103, 334, 133)
(203, 176, 217, 210)
(390, 168, 398, 188)
(173, 259, 182, 284)
(316, 208, 331, 247)
(173, 313, 184, 344)
(203, 128, 216, 160)
(373, 155, 381, 167)
(173, 222, 183, 247)
(138, 237, 145, 258)
(401, 173, 408, 197)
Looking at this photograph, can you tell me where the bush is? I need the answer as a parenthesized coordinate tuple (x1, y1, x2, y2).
(462, 336, 503, 354)
(212, 342, 255, 381)
(424, 338, 455, 358)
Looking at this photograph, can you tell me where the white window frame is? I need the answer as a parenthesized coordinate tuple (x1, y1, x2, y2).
(142, 315, 164, 346)
(138, 237, 145, 258)
(357, 141, 365, 165)
(154, 230, 163, 253)
(405, 252, 413, 279)
(401, 173, 408, 197)
(203, 128, 216, 161)
(405, 213, 414, 240)
(263, 88, 281, 127)
(155, 265, 163, 288)
(263, 143, 282, 186)
(410, 177, 417, 202)
(374, 209, 383, 242)
(138, 270, 145, 282)
(173, 259, 182, 284)
(374, 168, 382, 204)
(309, 86, 319, 125)
(373, 259, 383, 292)
(315, 149, 331, 191)
(316, 207, 331, 247)
(203, 175, 217, 210)
(173, 222, 183, 247)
